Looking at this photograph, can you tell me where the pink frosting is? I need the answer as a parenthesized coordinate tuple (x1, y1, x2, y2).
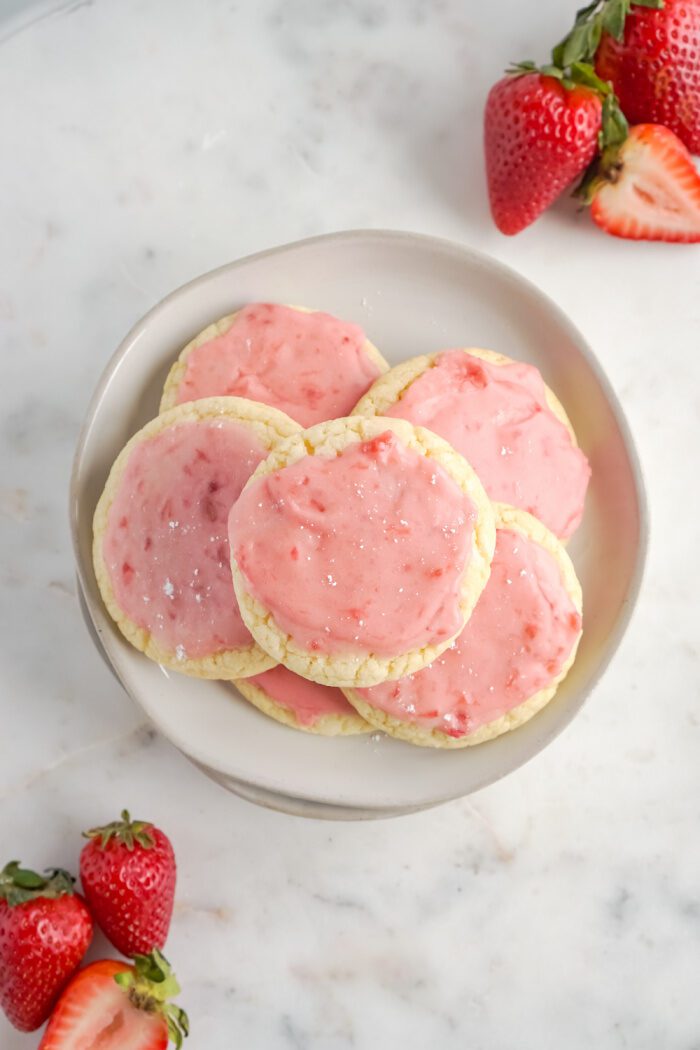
(175, 303, 382, 427)
(229, 430, 476, 656)
(245, 666, 358, 726)
(103, 420, 267, 659)
(357, 528, 581, 738)
(384, 350, 590, 539)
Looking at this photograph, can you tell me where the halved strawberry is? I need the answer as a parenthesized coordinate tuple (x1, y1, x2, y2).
(39, 952, 189, 1050)
(589, 123, 700, 241)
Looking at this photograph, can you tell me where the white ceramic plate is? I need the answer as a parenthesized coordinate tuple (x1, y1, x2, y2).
(71, 230, 647, 817)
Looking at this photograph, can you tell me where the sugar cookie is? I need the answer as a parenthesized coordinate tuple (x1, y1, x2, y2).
(229, 415, 496, 688)
(93, 397, 300, 679)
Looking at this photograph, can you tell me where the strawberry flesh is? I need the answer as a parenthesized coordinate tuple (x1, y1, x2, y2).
(591, 123, 700, 242)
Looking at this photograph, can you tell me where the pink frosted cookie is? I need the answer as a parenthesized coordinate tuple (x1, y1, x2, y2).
(160, 303, 388, 427)
(353, 347, 590, 539)
(229, 415, 496, 688)
(93, 397, 300, 679)
(234, 665, 370, 736)
(344, 505, 583, 748)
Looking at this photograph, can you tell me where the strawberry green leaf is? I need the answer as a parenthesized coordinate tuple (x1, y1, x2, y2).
(506, 60, 538, 76)
(574, 0, 602, 26)
(569, 62, 612, 94)
(551, 39, 566, 67)
(132, 950, 181, 997)
(9, 865, 45, 890)
(0, 861, 75, 906)
(166, 1005, 190, 1050)
(562, 23, 592, 66)
(600, 92, 629, 148)
(602, 0, 628, 40)
(632, 0, 664, 7)
(84, 810, 156, 852)
(587, 18, 603, 52)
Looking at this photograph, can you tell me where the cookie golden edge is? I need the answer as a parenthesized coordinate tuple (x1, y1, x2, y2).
(230, 414, 497, 689)
(232, 677, 372, 737)
(92, 396, 301, 680)
(342, 503, 583, 748)
(351, 347, 579, 445)
(159, 305, 389, 413)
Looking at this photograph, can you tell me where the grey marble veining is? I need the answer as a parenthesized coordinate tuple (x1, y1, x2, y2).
(1, 0, 699, 1047)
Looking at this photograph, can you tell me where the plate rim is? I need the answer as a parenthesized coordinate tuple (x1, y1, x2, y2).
(69, 228, 650, 812)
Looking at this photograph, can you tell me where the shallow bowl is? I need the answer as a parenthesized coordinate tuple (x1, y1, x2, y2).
(71, 230, 647, 818)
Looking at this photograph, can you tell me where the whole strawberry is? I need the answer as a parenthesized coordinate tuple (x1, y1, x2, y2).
(484, 69, 603, 234)
(80, 810, 176, 957)
(0, 862, 93, 1031)
(596, 0, 700, 154)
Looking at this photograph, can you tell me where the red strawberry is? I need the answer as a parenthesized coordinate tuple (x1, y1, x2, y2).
(596, 0, 700, 154)
(80, 810, 176, 957)
(484, 70, 603, 234)
(0, 862, 93, 1032)
(39, 951, 189, 1050)
(589, 122, 700, 240)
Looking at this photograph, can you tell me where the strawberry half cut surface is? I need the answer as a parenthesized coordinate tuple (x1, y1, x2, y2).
(39, 952, 189, 1050)
(589, 123, 700, 241)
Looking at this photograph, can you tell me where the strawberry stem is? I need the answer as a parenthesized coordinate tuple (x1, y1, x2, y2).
(114, 951, 189, 1049)
(575, 93, 630, 200)
(0, 861, 75, 906)
(83, 810, 156, 851)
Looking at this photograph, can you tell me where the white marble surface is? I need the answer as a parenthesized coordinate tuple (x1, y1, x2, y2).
(1, 0, 699, 1046)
